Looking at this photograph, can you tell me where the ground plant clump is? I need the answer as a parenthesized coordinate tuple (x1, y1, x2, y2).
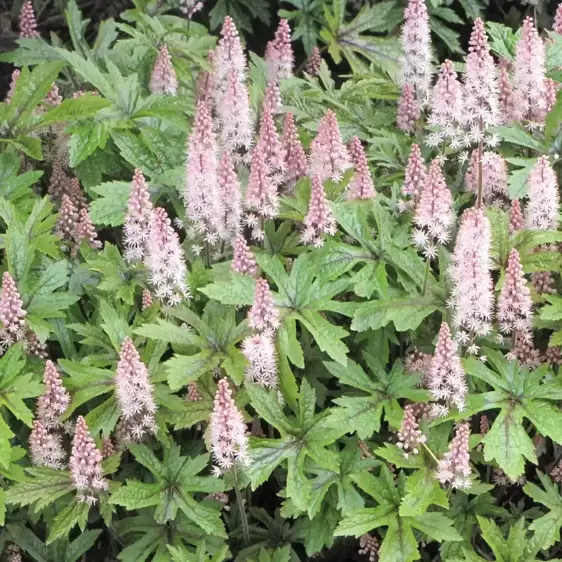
(1, 0, 562, 560)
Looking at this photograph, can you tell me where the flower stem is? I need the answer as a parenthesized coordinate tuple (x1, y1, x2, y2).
(422, 256, 431, 296)
(422, 441, 440, 464)
(233, 466, 250, 546)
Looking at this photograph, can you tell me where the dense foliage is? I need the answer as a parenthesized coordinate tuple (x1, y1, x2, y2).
(1, 0, 562, 561)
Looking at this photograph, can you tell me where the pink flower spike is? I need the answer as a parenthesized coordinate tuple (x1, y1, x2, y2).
(302, 176, 337, 247)
(115, 337, 158, 444)
(70, 416, 108, 503)
(397, 404, 426, 457)
(245, 144, 279, 220)
(19, 1, 40, 38)
(184, 101, 222, 240)
(498, 66, 516, 123)
(306, 47, 322, 77)
(462, 19, 501, 141)
(5, 70, 20, 102)
(449, 207, 494, 338)
(210, 378, 250, 474)
(309, 110, 351, 182)
(397, 84, 420, 134)
(146, 207, 190, 305)
(347, 136, 375, 200)
(400, 0, 432, 106)
(282, 113, 307, 185)
(150, 45, 178, 95)
(402, 143, 427, 199)
(232, 234, 257, 276)
(242, 332, 278, 389)
(465, 151, 508, 204)
(56, 195, 79, 243)
(124, 169, 153, 262)
(0, 272, 27, 338)
(196, 50, 216, 106)
(413, 159, 454, 256)
(265, 19, 294, 82)
(555, 4, 562, 34)
(513, 17, 551, 127)
(45, 84, 62, 106)
(29, 420, 65, 469)
(428, 323, 467, 415)
(526, 156, 559, 231)
(498, 248, 533, 337)
(428, 60, 462, 136)
(509, 199, 525, 235)
(248, 278, 279, 332)
(215, 16, 247, 85)
(436, 422, 471, 489)
(74, 208, 102, 250)
(218, 151, 242, 240)
(141, 289, 153, 310)
(36, 360, 70, 429)
(263, 81, 282, 115)
(256, 105, 285, 184)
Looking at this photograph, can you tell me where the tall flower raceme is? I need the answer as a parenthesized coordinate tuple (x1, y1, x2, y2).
(256, 105, 286, 185)
(0, 272, 27, 348)
(465, 151, 508, 205)
(426, 60, 463, 148)
(245, 143, 279, 239)
(448, 208, 494, 343)
(347, 137, 375, 200)
(498, 65, 516, 123)
(427, 322, 467, 417)
(146, 207, 190, 306)
(210, 379, 250, 475)
(149, 45, 178, 95)
(74, 208, 102, 252)
(509, 199, 525, 235)
(309, 110, 351, 182)
(498, 248, 533, 337)
(29, 420, 66, 469)
(460, 19, 501, 148)
(231, 234, 257, 276)
(396, 84, 420, 134)
(555, 4, 562, 34)
(217, 151, 242, 241)
(242, 332, 278, 389)
(397, 404, 426, 457)
(399, 0, 432, 107)
(36, 361, 70, 429)
(526, 156, 560, 230)
(282, 113, 307, 185)
(302, 176, 337, 247)
(248, 278, 280, 333)
(265, 19, 294, 82)
(436, 422, 471, 489)
(69, 416, 108, 505)
(401, 143, 427, 205)
(115, 337, 158, 444)
(124, 169, 153, 262)
(412, 160, 454, 258)
(196, 50, 215, 106)
(306, 47, 322, 77)
(56, 195, 79, 244)
(19, 1, 40, 38)
(5, 70, 20, 102)
(262, 81, 282, 115)
(214, 17, 254, 156)
(184, 100, 223, 243)
(513, 18, 554, 127)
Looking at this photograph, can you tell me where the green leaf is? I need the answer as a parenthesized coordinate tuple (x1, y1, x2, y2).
(399, 469, 448, 517)
(65, 530, 103, 562)
(68, 121, 108, 167)
(39, 94, 111, 127)
(482, 405, 537, 481)
(199, 274, 256, 305)
(175, 490, 227, 537)
(296, 310, 348, 365)
(47, 500, 90, 544)
(110, 480, 160, 510)
(88, 181, 130, 226)
(496, 126, 545, 152)
(352, 295, 440, 332)
(166, 350, 219, 391)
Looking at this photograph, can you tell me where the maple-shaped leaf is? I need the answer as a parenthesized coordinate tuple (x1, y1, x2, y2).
(109, 442, 226, 537)
(335, 467, 462, 562)
(464, 349, 562, 481)
(245, 379, 343, 514)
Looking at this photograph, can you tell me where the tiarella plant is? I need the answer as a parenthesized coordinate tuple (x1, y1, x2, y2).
(0, 0, 562, 561)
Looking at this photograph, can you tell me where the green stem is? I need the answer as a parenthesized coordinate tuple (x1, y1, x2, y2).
(421, 256, 431, 296)
(204, 242, 211, 269)
(233, 466, 250, 546)
(421, 441, 440, 464)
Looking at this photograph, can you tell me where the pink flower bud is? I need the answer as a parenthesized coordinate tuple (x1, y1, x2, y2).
(302, 176, 337, 247)
(150, 45, 178, 95)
